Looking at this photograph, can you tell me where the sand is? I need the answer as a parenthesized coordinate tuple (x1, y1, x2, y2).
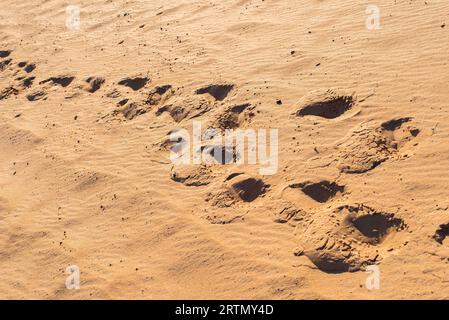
(1, 0, 449, 299)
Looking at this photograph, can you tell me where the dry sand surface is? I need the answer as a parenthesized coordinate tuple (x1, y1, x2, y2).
(1, 0, 449, 299)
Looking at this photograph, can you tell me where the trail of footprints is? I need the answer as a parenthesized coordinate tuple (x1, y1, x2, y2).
(169, 87, 440, 274)
(0, 50, 252, 130)
(288, 92, 423, 272)
(2, 49, 444, 274)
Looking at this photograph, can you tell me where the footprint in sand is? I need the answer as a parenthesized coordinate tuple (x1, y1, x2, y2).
(0, 57, 12, 71)
(145, 85, 173, 105)
(433, 223, 449, 244)
(112, 102, 148, 120)
(40, 75, 75, 88)
(24, 75, 74, 102)
(117, 74, 150, 91)
(195, 84, 234, 101)
(0, 86, 19, 100)
(203, 173, 268, 224)
(26, 90, 47, 101)
(0, 55, 38, 100)
(156, 95, 213, 122)
(281, 180, 345, 209)
(17, 61, 36, 73)
(226, 174, 268, 202)
(297, 204, 408, 273)
(206, 173, 268, 207)
(84, 76, 105, 93)
(213, 103, 255, 130)
(110, 84, 173, 120)
(294, 89, 359, 120)
(170, 164, 217, 187)
(0, 50, 11, 58)
(0, 50, 12, 71)
(18, 76, 35, 88)
(336, 117, 421, 174)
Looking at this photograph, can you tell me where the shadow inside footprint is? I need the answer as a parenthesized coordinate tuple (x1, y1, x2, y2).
(85, 76, 105, 93)
(306, 251, 354, 274)
(291, 181, 344, 203)
(145, 85, 172, 105)
(18, 62, 36, 73)
(41, 76, 75, 87)
(340, 205, 406, 244)
(196, 84, 234, 101)
(26, 90, 47, 101)
(297, 96, 354, 119)
(433, 223, 449, 244)
(118, 76, 149, 91)
(351, 214, 402, 241)
(22, 76, 35, 88)
(0, 58, 12, 71)
(381, 117, 413, 131)
(0, 50, 11, 58)
(230, 177, 266, 202)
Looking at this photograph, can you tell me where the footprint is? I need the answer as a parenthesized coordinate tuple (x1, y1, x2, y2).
(23, 75, 74, 101)
(0, 58, 12, 71)
(294, 89, 358, 120)
(21, 76, 35, 88)
(85, 76, 105, 93)
(433, 223, 449, 244)
(118, 75, 150, 91)
(297, 204, 407, 273)
(379, 117, 420, 148)
(304, 249, 355, 274)
(227, 173, 267, 202)
(117, 99, 129, 106)
(336, 117, 420, 174)
(156, 96, 213, 122)
(381, 117, 414, 131)
(0, 50, 11, 58)
(195, 84, 234, 101)
(26, 90, 47, 101)
(145, 85, 172, 105)
(282, 180, 344, 208)
(338, 204, 406, 245)
(274, 205, 308, 224)
(108, 84, 174, 120)
(105, 88, 122, 98)
(0, 86, 19, 100)
(17, 62, 36, 73)
(40, 75, 75, 87)
(156, 104, 189, 122)
(214, 103, 254, 130)
(113, 101, 147, 120)
(170, 164, 216, 186)
(0, 61, 38, 100)
(290, 180, 344, 203)
(206, 173, 268, 208)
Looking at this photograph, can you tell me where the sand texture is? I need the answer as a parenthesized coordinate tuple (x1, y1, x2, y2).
(1, 0, 449, 299)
